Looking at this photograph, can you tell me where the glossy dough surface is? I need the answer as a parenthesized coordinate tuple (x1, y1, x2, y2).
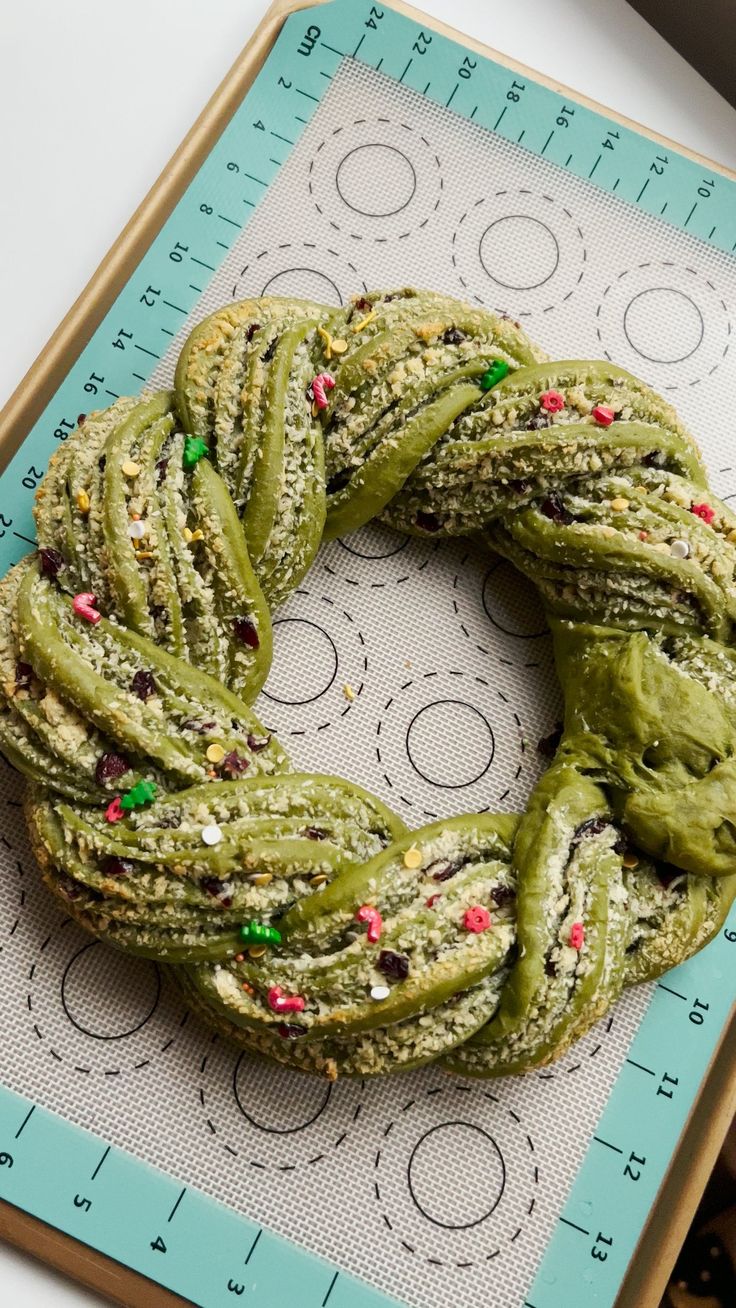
(3, 287, 736, 1080)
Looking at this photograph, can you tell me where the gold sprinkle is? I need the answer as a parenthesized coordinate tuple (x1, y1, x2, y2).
(622, 852, 639, 869)
(183, 527, 204, 544)
(610, 497, 629, 512)
(331, 338, 348, 354)
(311, 400, 319, 419)
(234, 953, 245, 963)
(135, 550, 154, 560)
(121, 460, 140, 478)
(241, 982, 255, 995)
(76, 489, 90, 514)
(343, 683, 355, 702)
(727, 529, 736, 544)
(250, 872, 273, 887)
(403, 846, 422, 870)
(206, 743, 225, 764)
(310, 873, 329, 887)
(351, 310, 377, 333)
(247, 945, 266, 959)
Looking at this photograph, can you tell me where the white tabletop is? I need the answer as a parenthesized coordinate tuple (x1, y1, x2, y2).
(1, 0, 735, 1302)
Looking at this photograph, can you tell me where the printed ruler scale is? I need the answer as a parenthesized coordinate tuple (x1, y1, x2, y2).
(1, 2, 735, 1306)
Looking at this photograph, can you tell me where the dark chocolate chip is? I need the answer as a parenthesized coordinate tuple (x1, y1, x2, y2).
(442, 327, 466, 345)
(303, 827, 328, 841)
(201, 877, 233, 908)
(104, 856, 135, 878)
(327, 468, 352, 495)
(182, 719, 217, 734)
(95, 752, 130, 785)
(14, 662, 33, 691)
(98, 454, 107, 472)
(233, 616, 260, 649)
(246, 322, 261, 342)
(537, 723, 563, 758)
(643, 450, 663, 467)
(130, 669, 157, 700)
(544, 958, 558, 978)
(572, 816, 609, 843)
(490, 885, 516, 908)
(377, 949, 410, 980)
(38, 547, 65, 579)
(156, 458, 169, 486)
(261, 337, 277, 363)
(415, 511, 441, 533)
(277, 1022, 307, 1039)
(540, 492, 573, 525)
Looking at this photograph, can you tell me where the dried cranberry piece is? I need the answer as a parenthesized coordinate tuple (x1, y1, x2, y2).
(353, 297, 372, 313)
(261, 338, 277, 363)
(104, 856, 135, 878)
(95, 752, 130, 785)
(221, 751, 249, 778)
(427, 859, 462, 883)
(77, 413, 87, 426)
(182, 720, 217, 734)
(156, 458, 169, 486)
(201, 877, 233, 908)
(415, 511, 441, 533)
(377, 950, 410, 980)
(246, 322, 261, 342)
(537, 723, 563, 758)
(15, 662, 33, 691)
(130, 669, 156, 700)
(442, 327, 466, 345)
(233, 616, 260, 649)
(38, 547, 65, 579)
(540, 493, 573, 525)
(303, 827, 328, 841)
(278, 1022, 307, 1039)
(490, 885, 516, 908)
(247, 733, 271, 753)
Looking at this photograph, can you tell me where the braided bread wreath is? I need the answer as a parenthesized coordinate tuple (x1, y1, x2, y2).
(3, 286, 736, 1082)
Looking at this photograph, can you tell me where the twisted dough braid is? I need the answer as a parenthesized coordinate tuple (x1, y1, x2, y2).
(3, 286, 736, 1081)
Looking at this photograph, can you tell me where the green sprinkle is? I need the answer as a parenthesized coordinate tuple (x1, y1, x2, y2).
(182, 436, 209, 470)
(239, 921, 282, 947)
(480, 360, 510, 390)
(120, 779, 158, 811)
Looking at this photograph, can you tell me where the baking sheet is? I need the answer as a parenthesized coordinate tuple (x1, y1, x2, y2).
(1, 28, 736, 1308)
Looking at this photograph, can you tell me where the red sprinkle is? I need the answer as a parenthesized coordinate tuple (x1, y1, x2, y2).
(355, 904, 383, 943)
(592, 404, 615, 427)
(463, 905, 492, 934)
(425, 894, 442, 908)
(105, 797, 124, 823)
(691, 502, 715, 525)
(638, 530, 649, 541)
(73, 592, 101, 624)
(267, 985, 306, 1014)
(540, 389, 565, 413)
(570, 922, 585, 950)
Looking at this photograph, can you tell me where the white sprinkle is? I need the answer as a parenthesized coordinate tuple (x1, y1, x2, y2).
(128, 520, 147, 539)
(201, 824, 222, 846)
(670, 539, 690, 559)
(370, 985, 391, 1001)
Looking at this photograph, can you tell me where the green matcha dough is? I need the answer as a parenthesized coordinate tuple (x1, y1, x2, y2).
(1, 285, 734, 1081)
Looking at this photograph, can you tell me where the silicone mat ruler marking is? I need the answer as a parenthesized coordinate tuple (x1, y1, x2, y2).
(0, 1, 735, 1305)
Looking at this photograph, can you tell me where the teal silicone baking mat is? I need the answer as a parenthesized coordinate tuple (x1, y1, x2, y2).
(0, 3, 735, 1306)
